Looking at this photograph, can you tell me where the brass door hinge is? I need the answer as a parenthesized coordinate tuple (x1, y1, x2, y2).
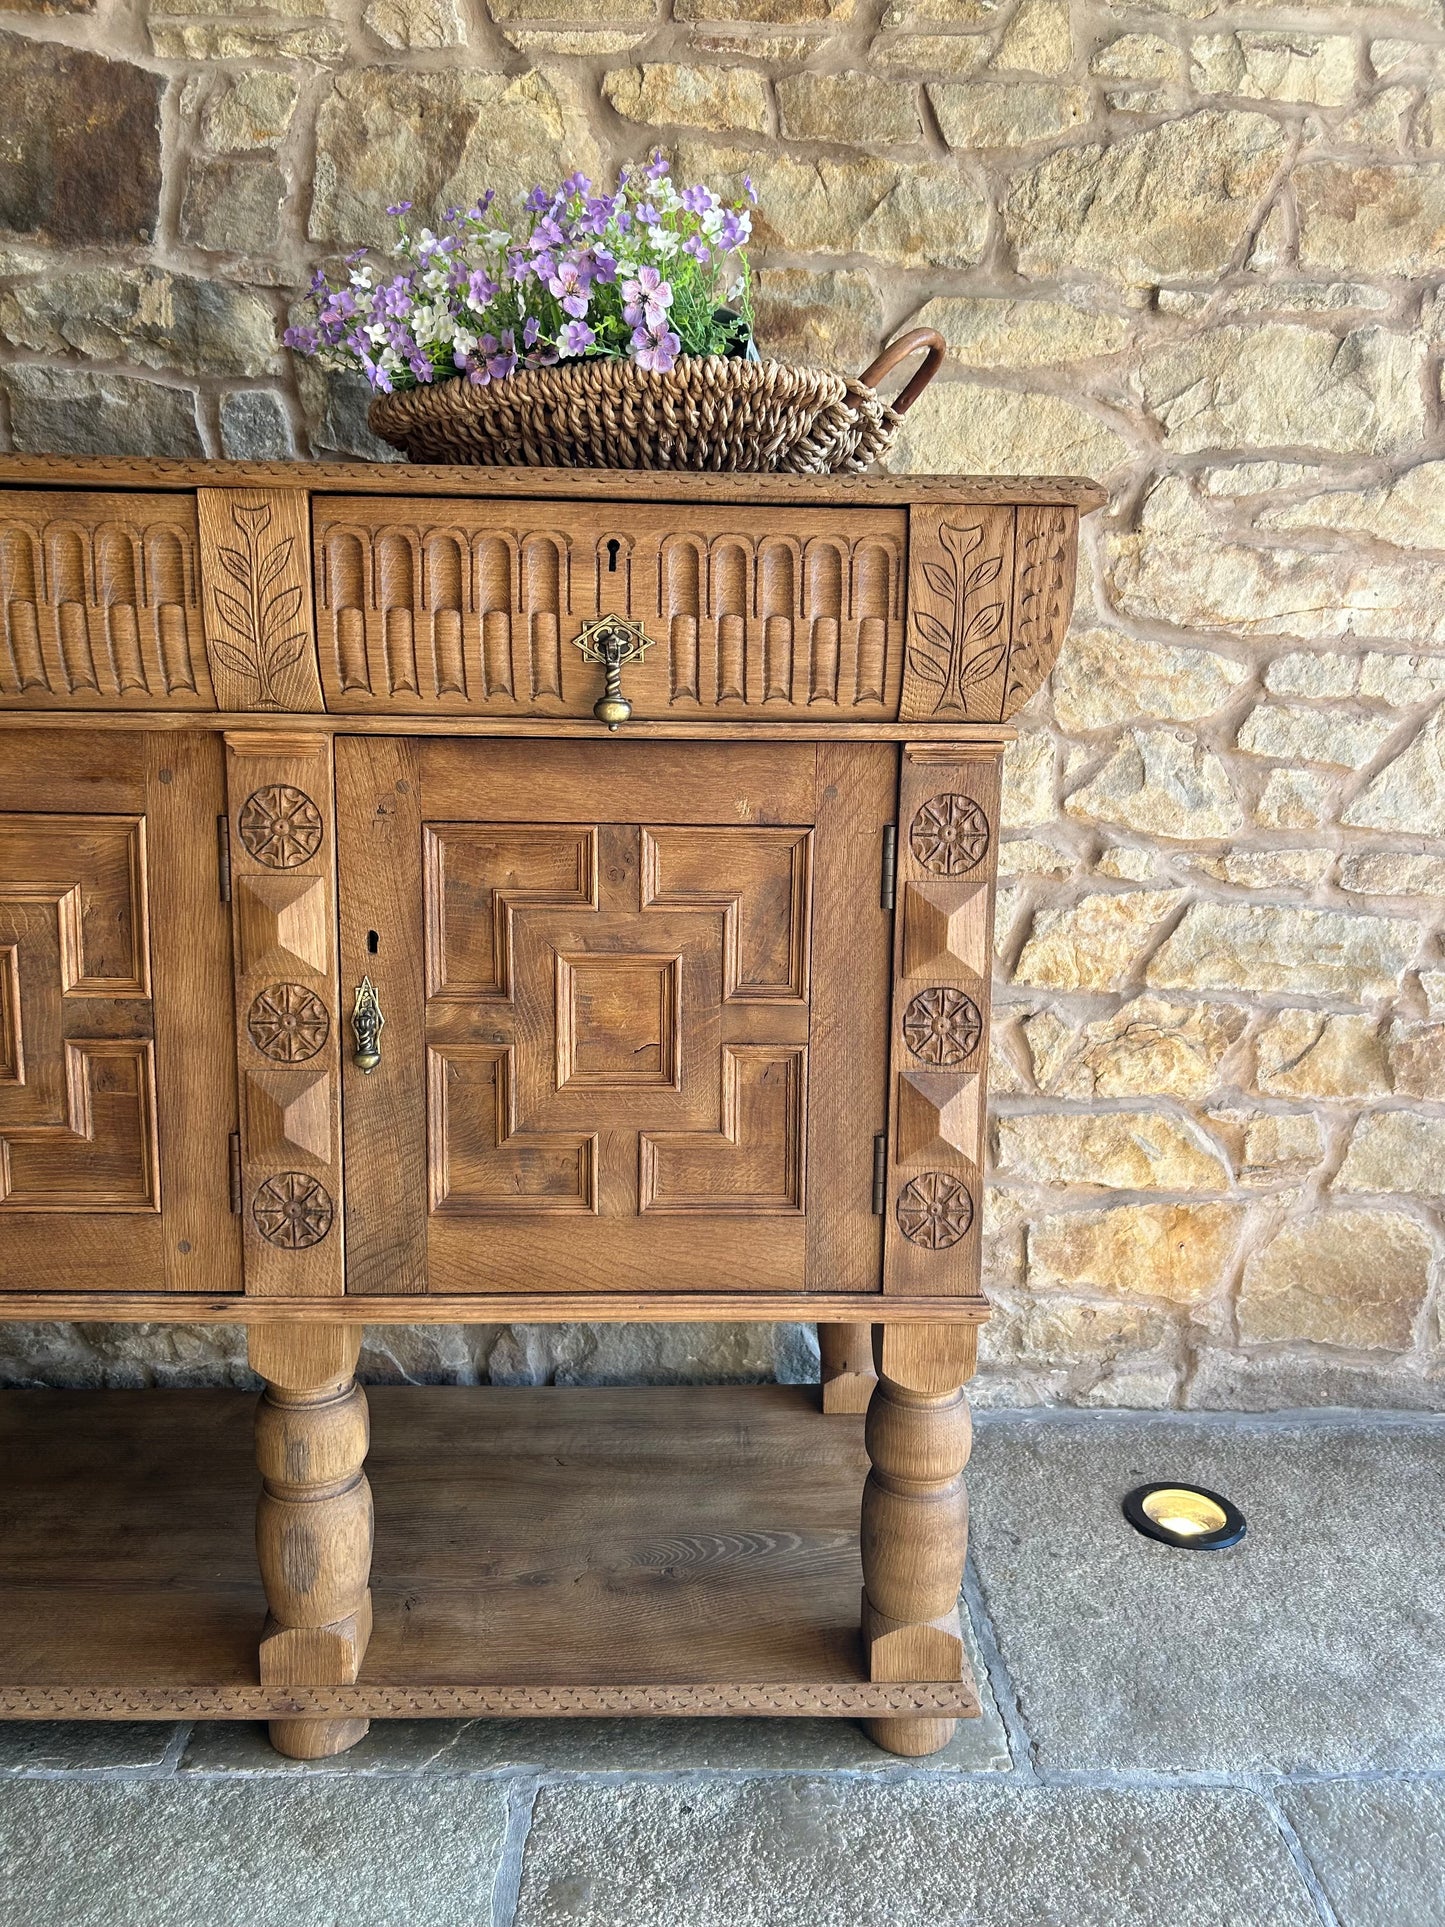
(217, 814, 232, 903)
(880, 825, 897, 911)
(228, 1132, 242, 1216)
(871, 1132, 887, 1215)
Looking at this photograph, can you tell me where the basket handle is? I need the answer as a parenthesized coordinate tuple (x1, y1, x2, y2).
(857, 328, 947, 416)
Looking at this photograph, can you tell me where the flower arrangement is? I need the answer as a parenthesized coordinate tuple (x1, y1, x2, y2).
(284, 153, 757, 396)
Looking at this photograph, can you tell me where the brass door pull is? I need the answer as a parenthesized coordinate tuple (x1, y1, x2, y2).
(351, 976, 384, 1072)
(571, 614, 654, 729)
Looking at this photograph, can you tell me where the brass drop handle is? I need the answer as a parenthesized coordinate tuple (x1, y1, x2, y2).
(571, 613, 655, 730)
(351, 975, 384, 1073)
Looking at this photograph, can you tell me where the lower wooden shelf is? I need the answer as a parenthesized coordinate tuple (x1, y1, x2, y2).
(0, 1384, 979, 1723)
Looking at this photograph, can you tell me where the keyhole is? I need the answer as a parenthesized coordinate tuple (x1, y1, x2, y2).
(606, 538, 621, 573)
(367, 930, 380, 954)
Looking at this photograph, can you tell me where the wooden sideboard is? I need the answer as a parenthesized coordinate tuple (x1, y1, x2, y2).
(0, 456, 1103, 1760)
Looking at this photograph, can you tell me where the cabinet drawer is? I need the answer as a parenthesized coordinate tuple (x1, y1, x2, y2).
(313, 497, 906, 720)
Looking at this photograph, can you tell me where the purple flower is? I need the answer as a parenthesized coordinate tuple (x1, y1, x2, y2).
(645, 151, 670, 181)
(682, 235, 711, 263)
(621, 265, 670, 306)
(714, 210, 748, 250)
(408, 351, 434, 382)
(636, 203, 660, 227)
(680, 185, 715, 215)
(559, 319, 595, 356)
(523, 315, 541, 348)
(742, 175, 757, 205)
(283, 324, 319, 354)
(634, 329, 680, 374)
(530, 217, 564, 252)
(386, 201, 413, 216)
(562, 171, 591, 196)
(467, 268, 498, 309)
(593, 247, 618, 283)
(487, 328, 518, 380)
(549, 256, 593, 317)
(525, 186, 550, 212)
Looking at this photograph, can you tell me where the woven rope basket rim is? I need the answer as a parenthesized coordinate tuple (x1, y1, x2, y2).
(366, 352, 904, 475)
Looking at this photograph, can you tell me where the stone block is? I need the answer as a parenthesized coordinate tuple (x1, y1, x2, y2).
(1388, 1021, 1445, 1098)
(776, 71, 921, 143)
(180, 160, 288, 260)
(1254, 1010, 1391, 1098)
(1052, 630, 1246, 730)
(0, 34, 162, 246)
(1013, 889, 1184, 991)
(1091, 32, 1179, 81)
(1239, 1208, 1431, 1346)
(751, 268, 881, 370)
(676, 0, 852, 17)
(220, 391, 294, 460)
(1282, 1780, 1445, 1927)
(1344, 705, 1445, 835)
(311, 69, 590, 249)
(1140, 324, 1425, 457)
(1340, 852, 1445, 897)
(1297, 161, 1445, 276)
(1065, 728, 1241, 838)
(1338, 1111, 1445, 1198)
(1026, 996, 1245, 1098)
(932, 81, 1090, 147)
(1235, 703, 1397, 768)
(1029, 1201, 1243, 1304)
(603, 63, 771, 133)
(912, 297, 1130, 371)
(1261, 462, 1445, 549)
(995, 1110, 1231, 1190)
(893, 381, 1127, 477)
(1149, 902, 1418, 999)
(0, 267, 278, 378)
(871, 32, 992, 77)
(364, 0, 466, 46)
(200, 73, 301, 152)
(1190, 30, 1357, 104)
(1004, 110, 1288, 283)
(1, 368, 203, 459)
(993, 0, 1071, 73)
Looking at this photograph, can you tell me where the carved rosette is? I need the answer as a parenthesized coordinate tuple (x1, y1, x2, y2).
(909, 794, 990, 876)
(903, 987, 982, 1066)
(896, 1171, 974, 1250)
(239, 785, 325, 869)
(253, 1171, 334, 1248)
(247, 984, 330, 1062)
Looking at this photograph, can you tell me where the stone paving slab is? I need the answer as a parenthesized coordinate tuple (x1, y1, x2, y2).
(0, 1779, 509, 1927)
(966, 1413, 1445, 1775)
(1282, 1777, 1445, 1927)
(0, 1723, 181, 1775)
(513, 1779, 1322, 1927)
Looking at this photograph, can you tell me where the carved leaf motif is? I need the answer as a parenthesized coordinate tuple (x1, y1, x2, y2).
(921, 562, 955, 601)
(961, 642, 1007, 688)
(258, 537, 293, 589)
(939, 523, 982, 568)
(214, 589, 258, 642)
(209, 500, 309, 708)
(962, 603, 1004, 646)
(965, 555, 1002, 593)
(907, 646, 949, 687)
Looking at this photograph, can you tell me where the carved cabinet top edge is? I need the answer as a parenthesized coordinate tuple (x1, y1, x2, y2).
(0, 455, 1108, 512)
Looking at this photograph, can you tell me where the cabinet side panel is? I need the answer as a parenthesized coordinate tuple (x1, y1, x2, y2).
(881, 743, 1000, 1300)
(805, 741, 894, 1296)
(336, 736, 428, 1295)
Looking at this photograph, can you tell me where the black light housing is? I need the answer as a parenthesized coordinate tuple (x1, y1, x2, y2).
(1123, 1482, 1246, 1551)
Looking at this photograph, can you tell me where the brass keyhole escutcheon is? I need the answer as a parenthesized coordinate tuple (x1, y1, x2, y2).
(351, 975, 384, 1073)
(571, 614, 654, 730)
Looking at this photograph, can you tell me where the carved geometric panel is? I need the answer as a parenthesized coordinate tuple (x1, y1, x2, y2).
(641, 1045, 805, 1214)
(896, 1071, 980, 1165)
(421, 821, 812, 1226)
(0, 815, 159, 1213)
(252, 1170, 334, 1248)
(556, 952, 681, 1091)
(235, 875, 330, 977)
(902, 987, 982, 1067)
(428, 1044, 596, 1214)
(246, 983, 329, 1062)
(238, 784, 324, 869)
(246, 1067, 332, 1164)
(909, 794, 990, 877)
(313, 497, 907, 719)
(896, 1170, 974, 1250)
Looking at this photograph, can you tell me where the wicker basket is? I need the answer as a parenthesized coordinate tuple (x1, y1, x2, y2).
(367, 328, 945, 474)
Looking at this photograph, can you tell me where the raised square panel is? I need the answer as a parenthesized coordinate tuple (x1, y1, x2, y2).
(235, 874, 330, 976)
(641, 827, 812, 1002)
(901, 879, 990, 980)
(0, 816, 148, 996)
(896, 1071, 981, 1166)
(1, 1040, 158, 1210)
(246, 1067, 333, 1165)
(640, 1045, 806, 1214)
(424, 825, 598, 1001)
(428, 1044, 597, 1214)
(555, 952, 681, 1091)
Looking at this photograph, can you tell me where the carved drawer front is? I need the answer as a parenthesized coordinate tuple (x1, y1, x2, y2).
(314, 498, 907, 719)
(0, 732, 240, 1293)
(337, 739, 895, 1297)
(0, 491, 214, 708)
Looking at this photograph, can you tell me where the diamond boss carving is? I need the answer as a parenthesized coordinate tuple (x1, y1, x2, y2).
(246, 983, 330, 1063)
(909, 794, 990, 876)
(252, 1171, 334, 1248)
(239, 785, 324, 869)
(896, 1171, 975, 1250)
(903, 987, 983, 1066)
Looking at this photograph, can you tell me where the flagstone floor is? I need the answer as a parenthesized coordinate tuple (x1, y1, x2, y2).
(2, 1408, 1442, 1926)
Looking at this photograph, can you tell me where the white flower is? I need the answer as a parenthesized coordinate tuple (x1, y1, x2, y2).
(649, 229, 679, 260)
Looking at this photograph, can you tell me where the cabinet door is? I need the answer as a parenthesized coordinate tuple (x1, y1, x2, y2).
(0, 730, 240, 1293)
(337, 739, 895, 1297)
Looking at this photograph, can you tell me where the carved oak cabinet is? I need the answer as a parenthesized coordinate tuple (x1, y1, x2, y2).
(0, 456, 1101, 1760)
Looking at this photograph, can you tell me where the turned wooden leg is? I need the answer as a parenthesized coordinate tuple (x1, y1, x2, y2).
(249, 1323, 373, 1760)
(860, 1324, 976, 1758)
(818, 1321, 878, 1414)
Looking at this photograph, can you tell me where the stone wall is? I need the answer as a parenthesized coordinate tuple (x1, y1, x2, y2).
(2, 0, 1444, 1409)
